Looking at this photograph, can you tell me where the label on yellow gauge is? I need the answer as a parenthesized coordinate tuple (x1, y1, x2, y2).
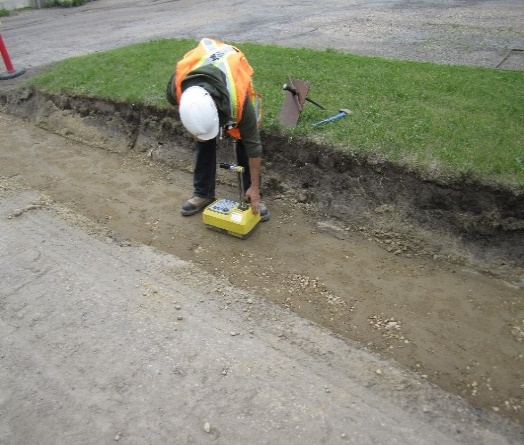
(231, 212, 243, 223)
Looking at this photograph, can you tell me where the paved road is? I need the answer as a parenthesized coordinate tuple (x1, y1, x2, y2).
(1, 1, 524, 443)
(1, 0, 523, 71)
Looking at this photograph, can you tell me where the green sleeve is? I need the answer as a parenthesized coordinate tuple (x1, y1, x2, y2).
(238, 96, 263, 158)
(166, 73, 178, 106)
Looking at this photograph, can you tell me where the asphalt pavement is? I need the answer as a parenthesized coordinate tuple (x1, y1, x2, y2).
(1, 0, 523, 70)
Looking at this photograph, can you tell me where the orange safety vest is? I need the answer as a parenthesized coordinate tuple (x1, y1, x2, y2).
(175, 38, 261, 139)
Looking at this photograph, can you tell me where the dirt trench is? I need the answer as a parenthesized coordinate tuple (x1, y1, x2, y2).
(1, 86, 524, 424)
(7, 87, 523, 281)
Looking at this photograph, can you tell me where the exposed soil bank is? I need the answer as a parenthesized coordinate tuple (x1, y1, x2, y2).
(4, 87, 524, 285)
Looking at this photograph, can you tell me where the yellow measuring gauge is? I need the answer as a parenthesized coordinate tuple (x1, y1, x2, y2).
(203, 198, 261, 239)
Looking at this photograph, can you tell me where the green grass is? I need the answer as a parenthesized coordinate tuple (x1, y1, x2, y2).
(24, 38, 524, 189)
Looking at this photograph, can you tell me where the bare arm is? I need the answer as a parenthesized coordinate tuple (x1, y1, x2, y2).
(245, 157, 261, 215)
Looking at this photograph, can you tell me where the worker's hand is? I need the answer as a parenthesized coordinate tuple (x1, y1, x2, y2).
(245, 186, 261, 215)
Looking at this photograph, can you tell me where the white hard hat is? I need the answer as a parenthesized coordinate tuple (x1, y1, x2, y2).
(179, 86, 219, 141)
